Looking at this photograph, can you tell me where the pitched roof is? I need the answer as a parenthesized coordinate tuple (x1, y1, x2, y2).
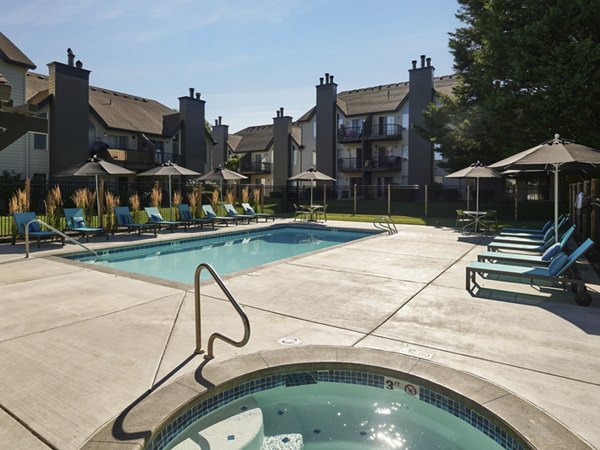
(297, 74, 458, 120)
(0, 33, 35, 69)
(231, 123, 302, 153)
(26, 72, 175, 135)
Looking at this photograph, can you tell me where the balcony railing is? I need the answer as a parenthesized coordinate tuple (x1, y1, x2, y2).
(338, 124, 403, 142)
(338, 157, 361, 171)
(337, 126, 363, 142)
(108, 148, 181, 167)
(370, 124, 403, 139)
(366, 156, 402, 170)
(239, 161, 272, 174)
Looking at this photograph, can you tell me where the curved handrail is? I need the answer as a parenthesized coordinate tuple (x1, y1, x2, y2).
(25, 218, 98, 258)
(194, 262, 251, 360)
(373, 216, 397, 235)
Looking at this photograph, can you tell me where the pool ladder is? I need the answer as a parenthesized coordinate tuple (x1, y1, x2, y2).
(373, 216, 398, 235)
(194, 263, 251, 360)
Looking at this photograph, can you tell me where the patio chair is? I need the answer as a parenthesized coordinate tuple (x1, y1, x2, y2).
(114, 206, 157, 236)
(178, 204, 215, 230)
(466, 238, 594, 306)
(455, 209, 471, 231)
(487, 226, 574, 253)
(202, 204, 237, 226)
(224, 203, 257, 224)
(241, 202, 275, 222)
(12, 212, 65, 248)
(64, 208, 109, 242)
(144, 207, 186, 232)
(480, 210, 498, 232)
(294, 204, 309, 222)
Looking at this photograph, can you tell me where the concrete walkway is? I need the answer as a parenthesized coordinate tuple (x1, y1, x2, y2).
(0, 221, 599, 449)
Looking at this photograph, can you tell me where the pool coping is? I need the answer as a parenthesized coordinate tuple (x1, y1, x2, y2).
(80, 346, 592, 450)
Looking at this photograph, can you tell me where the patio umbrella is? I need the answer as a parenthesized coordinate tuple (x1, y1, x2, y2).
(138, 161, 201, 218)
(198, 165, 248, 209)
(55, 155, 135, 225)
(446, 161, 501, 215)
(288, 167, 336, 208)
(489, 134, 600, 242)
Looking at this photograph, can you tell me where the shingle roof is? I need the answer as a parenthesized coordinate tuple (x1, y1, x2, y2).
(0, 33, 35, 69)
(26, 73, 175, 135)
(231, 123, 302, 153)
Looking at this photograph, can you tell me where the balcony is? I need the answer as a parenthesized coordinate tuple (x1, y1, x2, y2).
(338, 157, 362, 172)
(338, 124, 403, 143)
(337, 126, 363, 143)
(239, 161, 272, 174)
(108, 148, 181, 168)
(364, 156, 402, 171)
(369, 124, 403, 140)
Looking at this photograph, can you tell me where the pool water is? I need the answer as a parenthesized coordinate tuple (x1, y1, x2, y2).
(165, 382, 506, 450)
(69, 226, 374, 283)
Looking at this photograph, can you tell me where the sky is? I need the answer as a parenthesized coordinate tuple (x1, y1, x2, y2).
(1, 0, 462, 133)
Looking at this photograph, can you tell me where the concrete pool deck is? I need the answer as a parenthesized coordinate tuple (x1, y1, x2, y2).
(0, 220, 599, 449)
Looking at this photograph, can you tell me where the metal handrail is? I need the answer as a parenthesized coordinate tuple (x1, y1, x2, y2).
(25, 218, 98, 258)
(194, 262, 251, 360)
(373, 216, 397, 235)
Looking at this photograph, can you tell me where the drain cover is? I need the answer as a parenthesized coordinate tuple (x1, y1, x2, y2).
(277, 337, 301, 346)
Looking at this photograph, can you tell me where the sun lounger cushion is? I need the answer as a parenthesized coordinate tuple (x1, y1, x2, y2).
(73, 216, 85, 227)
(548, 252, 569, 276)
(118, 214, 132, 225)
(151, 213, 163, 222)
(181, 210, 192, 220)
(28, 221, 41, 232)
(542, 243, 561, 261)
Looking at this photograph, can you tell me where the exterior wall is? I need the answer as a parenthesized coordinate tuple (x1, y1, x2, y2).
(272, 112, 292, 187)
(24, 105, 50, 179)
(295, 120, 314, 177)
(211, 123, 229, 169)
(0, 60, 28, 176)
(178, 93, 206, 173)
(315, 75, 337, 178)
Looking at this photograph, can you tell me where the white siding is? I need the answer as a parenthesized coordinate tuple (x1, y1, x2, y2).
(0, 60, 28, 176)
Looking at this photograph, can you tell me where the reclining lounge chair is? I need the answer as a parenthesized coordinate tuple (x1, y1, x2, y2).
(466, 238, 595, 306)
(487, 226, 574, 253)
(241, 203, 275, 222)
(178, 204, 215, 230)
(224, 203, 257, 224)
(64, 208, 108, 242)
(202, 204, 237, 226)
(114, 206, 157, 236)
(144, 207, 186, 232)
(13, 212, 65, 248)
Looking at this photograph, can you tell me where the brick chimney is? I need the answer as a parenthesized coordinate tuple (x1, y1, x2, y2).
(315, 73, 337, 178)
(48, 48, 91, 177)
(178, 88, 207, 173)
(273, 107, 292, 188)
(211, 115, 228, 169)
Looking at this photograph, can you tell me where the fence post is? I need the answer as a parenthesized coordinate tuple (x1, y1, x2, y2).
(25, 177, 30, 211)
(424, 184, 428, 217)
(514, 182, 518, 221)
(387, 184, 391, 216)
(583, 180, 591, 239)
(99, 178, 105, 227)
(591, 179, 598, 243)
(353, 184, 357, 215)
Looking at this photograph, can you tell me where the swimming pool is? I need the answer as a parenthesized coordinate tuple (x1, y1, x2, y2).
(152, 369, 525, 450)
(67, 226, 376, 283)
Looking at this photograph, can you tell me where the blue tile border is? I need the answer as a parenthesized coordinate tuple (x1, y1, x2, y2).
(146, 370, 526, 450)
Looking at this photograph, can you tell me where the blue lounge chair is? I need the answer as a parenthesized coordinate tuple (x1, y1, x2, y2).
(144, 207, 186, 232)
(487, 226, 574, 253)
(12, 212, 65, 248)
(114, 207, 157, 236)
(178, 204, 215, 229)
(499, 215, 569, 239)
(500, 215, 568, 236)
(202, 204, 236, 226)
(466, 238, 594, 306)
(64, 208, 108, 242)
(241, 203, 275, 222)
(224, 203, 257, 224)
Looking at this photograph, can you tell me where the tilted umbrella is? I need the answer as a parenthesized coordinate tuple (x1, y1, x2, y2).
(56, 155, 135, 225)
(446, 161, 501, 216)
(288, 167, 336, 208)
(199, 166, 248, 210)
(138, 161, 201, 218)
(490, 134, 600, 242)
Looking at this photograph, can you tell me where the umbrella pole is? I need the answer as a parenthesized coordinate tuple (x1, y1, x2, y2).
(554, 165, 559, 243)
(95, 174, 101, 227)
(168, 175, 173, 221)
(310, 183, 313, 208)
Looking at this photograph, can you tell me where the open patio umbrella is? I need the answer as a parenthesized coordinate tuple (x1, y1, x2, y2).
(490, 134, 600, 242)
(198, 165, 248, 210)
(56, 155, 135, 225)
(446, 161, 501, 217)
(138, 161, 201, 219)
(288, 167, 336, 208)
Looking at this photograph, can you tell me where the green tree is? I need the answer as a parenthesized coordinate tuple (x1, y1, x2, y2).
(224, 156, 240, 171)
(421, 0, 600, 171)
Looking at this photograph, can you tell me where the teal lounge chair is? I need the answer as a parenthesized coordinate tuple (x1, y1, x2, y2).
(202, 204, 236, 226)
(500, 215, 568, 236)
(477, 229, 576, 266)
(241, 203, 275, 222)
(144, 207, 186, 232)
(466, 238, 594, 306)
(64, 208, 108, 242)
(114, 207, 157, 236)
(499, 215, 569, 239)
(224, 203, 257, 224)
(178, 204, 215, 229)
(12, 212, 65, 248)
(487, 226, 574, 253)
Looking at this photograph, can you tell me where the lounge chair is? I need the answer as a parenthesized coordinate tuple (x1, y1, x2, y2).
(224, 203, 257, 224)
(64, 208, 108, 242)
(144, 207, 186, 232)
(114, 206, 157, 236)
(466, 238, 594, 306)
(241, 203, 275, 222)
(12, 212, 65, 248)
(202, 204, 236, 226)
(477, 229, 575, 266)
(487, 226, 574, 253)
(178, 204, 215, 230)
(500, 215, 568, 237)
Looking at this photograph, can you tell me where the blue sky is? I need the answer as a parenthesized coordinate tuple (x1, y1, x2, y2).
(2, 0, 462, 132)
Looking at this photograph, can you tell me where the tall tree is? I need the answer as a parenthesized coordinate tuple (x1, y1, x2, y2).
(422, 0, 600, 172)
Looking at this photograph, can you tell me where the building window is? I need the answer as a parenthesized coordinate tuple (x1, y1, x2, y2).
(402, 111, 409, 129)
(173, 133, 180, 155)
(434, 175, 444, 184)
(312, 150, 316, 166)
(312, 119, 317, 138)
(33, 133, 47, 150)
(292, 148, 298, 166)
(401, 145, 409, 160)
